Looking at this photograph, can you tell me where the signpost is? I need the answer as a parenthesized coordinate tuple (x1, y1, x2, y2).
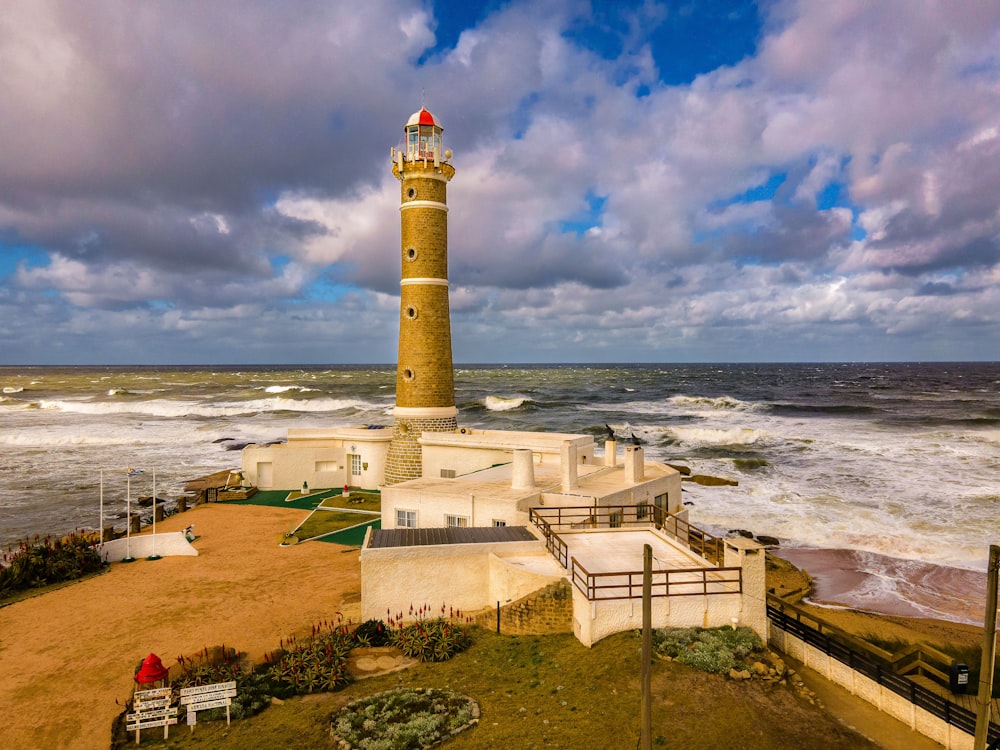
(179, 681, 237, 731)
(126, 687, 177, 743)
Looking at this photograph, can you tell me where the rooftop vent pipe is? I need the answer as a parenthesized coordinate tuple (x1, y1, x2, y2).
(561, 441, 579, 492)
(512, 449, 536, 490)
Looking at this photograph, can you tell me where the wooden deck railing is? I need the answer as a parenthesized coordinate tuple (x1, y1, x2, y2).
(529, 505, 726, 565)
(528, 507, 742, 602)
(570, 556, 742, 601)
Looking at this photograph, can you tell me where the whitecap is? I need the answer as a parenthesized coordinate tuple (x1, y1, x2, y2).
(485, 395, 530, 412)
(2, 386, 24, 394)
(669, 426, 764, 446)
(36, 395, 380, 418)
(668, 394, 757, 412)
(263, 385, 318, 394)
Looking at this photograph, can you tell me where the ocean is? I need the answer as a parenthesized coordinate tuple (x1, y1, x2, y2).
(1, 362, 997, 623)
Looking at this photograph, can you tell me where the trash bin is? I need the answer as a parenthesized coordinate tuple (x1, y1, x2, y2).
(949, 663, 969, 693)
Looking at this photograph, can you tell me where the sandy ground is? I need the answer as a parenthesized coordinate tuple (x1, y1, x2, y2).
(0, 502, 988, 750)
(0, 503, 362, 750)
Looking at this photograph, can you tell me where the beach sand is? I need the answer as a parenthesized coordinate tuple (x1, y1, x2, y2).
(0, 502, 987, 749)
(0, 503, 362, 749)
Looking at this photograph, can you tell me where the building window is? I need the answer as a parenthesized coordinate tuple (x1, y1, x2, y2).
(350, 454, 362, 476)
(492, 519, 507, 528)
(654, 493, 668, 511)
(440, 468, 456, 479)
(636, 502, 648, 520)
(609, 511, 623, 529)
(396, 509, 417, 528)
(445, 515, 469, 528)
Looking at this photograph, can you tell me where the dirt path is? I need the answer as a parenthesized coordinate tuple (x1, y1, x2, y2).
(0, 503, 362, 749)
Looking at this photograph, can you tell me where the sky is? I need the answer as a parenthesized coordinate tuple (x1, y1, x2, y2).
(1, 0, 999, 365)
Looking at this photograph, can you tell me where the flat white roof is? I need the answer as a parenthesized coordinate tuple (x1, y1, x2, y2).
(287, 426, 391, 443)
(562, 529, 711, 574)
(419, 429, 593, 452)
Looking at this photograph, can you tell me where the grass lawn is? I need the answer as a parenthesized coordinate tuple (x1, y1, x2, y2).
(319, 491, 381, 513)
(124, 629, 880, 750)
(291, 510, 378, 541)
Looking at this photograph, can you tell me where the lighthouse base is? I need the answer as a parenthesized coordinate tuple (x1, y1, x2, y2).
(384, 415, 458, 485)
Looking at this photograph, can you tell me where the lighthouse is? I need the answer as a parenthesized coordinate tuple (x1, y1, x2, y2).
(383, 107, 458, 484)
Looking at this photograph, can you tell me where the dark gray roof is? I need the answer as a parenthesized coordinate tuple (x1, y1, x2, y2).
(367, 525, 536, 549)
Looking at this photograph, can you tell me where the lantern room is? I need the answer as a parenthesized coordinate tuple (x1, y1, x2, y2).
(404, 107, 444, 162)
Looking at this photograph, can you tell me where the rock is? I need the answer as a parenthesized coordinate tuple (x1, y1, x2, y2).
(739, 669, 752, 680)
(729, 529, 755, 539)
(685, 474, 738, 487)
(729, 668, 746, 681)
(756, 535, 781, 547)
(753, 661, 769, 676)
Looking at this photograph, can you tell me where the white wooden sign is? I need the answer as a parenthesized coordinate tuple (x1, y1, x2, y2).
(178, 680, 237, 730)
(126, 716, 178, 731)
(178, 680, 236, 697)
(127, 698, 178, 743)
(134, 686, 172, 701)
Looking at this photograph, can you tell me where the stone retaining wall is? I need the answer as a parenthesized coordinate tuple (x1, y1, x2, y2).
(473, 580, 573, 636)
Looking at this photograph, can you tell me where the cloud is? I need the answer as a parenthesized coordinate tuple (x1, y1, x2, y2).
(1, 0, 999, 363)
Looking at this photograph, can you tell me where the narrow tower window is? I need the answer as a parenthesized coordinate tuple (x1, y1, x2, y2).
(407, 188, 417, 199)
(406, 306, 418, 320)
(402, 368, 415, 381)
(406, 247, 418, 261)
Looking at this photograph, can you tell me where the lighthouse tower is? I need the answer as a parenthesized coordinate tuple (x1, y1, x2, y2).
(384, 108, 458, 484)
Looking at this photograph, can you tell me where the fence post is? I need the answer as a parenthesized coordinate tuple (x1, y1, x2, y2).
(973, 544, 999, 750)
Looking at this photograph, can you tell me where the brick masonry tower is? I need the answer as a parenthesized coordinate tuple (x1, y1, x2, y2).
(384, 107, 458, 484)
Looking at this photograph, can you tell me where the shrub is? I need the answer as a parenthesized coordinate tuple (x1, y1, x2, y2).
(263, 620, 354, 696)
(0, 532, 103, 598)
(353, 618, 391, 647)
(331, 688, 477, 750)
(653, 626, 763, 674)
(386, 605, 472, 663)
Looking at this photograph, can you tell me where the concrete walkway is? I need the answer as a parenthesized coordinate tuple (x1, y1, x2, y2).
(789, 656, 949, 750)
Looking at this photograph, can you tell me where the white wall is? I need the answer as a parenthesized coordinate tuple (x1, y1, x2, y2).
(381, 485, 540, 529)
(99, 532, 197, 563)
(241, 436, 389, 490)
(360, 539, 561, 621)
(769, 626, 974, 750)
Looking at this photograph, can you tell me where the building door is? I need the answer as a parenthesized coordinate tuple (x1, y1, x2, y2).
(257, 461, 273, 489)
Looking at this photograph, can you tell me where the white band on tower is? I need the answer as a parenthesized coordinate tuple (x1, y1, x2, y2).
(393, 406, 459, 418)
(400, 278, 448, 287)
(399, 200, 448, 212)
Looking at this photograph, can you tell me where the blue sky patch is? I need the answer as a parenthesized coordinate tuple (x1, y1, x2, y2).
(0, 244, 50, 279)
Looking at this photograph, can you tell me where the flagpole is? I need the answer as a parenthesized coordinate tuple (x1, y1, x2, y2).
(99, 469, 104, 545)
(123, 468, 134, 562)
(149, 469, 161, 560)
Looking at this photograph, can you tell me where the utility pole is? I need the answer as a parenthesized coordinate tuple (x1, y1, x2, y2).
(640, 544, 652, 750)
(973, 544, 999, 750)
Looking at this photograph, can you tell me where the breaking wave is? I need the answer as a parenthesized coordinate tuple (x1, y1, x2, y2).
(263, 385, 319, 394)
(2, 386, 23, 394)
(37, 396, 378, 418)
(668, 395, 758, 412)
(668, 426, 765, 446)
(484, 395, 531, 412)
